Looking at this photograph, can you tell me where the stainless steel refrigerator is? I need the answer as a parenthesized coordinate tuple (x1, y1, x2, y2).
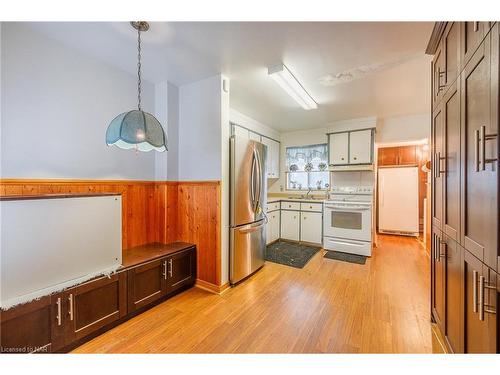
(230, 134, 267, 284)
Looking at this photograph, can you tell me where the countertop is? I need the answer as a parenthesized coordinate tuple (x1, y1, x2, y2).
(267, 195, 326, 204)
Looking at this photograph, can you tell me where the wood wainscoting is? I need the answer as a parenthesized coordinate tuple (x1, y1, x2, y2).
(0, 179, 221, 287)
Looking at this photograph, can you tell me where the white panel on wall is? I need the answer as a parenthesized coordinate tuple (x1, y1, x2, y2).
(1, 195, 122, 309)
(1, 23, 156, 180)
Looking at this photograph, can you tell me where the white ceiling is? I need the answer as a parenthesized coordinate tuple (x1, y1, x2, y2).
(28, 22, 433, 131)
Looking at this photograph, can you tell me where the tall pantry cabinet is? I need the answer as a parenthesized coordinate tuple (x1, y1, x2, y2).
(428, 21, 499, 353)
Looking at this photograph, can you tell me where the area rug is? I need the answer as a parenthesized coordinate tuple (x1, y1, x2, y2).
(265, 241, 321, 268)
(323, 250, 367, 265)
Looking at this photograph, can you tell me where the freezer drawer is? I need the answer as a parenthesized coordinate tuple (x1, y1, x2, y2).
(230, 220, 266, 284)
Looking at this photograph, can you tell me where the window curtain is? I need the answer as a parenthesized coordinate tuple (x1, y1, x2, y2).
(286, 143, 328, 171)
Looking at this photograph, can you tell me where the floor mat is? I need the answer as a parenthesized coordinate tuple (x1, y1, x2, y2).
(265, 241, 321, 268)
(323, 250, 367, 265)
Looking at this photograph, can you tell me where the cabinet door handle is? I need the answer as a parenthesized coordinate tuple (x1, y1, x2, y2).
(168, 259, 173, 278)
(474, 129, 480, 172)
(163, 260, 167, 280)
(68, 293, 74, 321)
(473, 270, 478, 313)
(474, 21, 479, 32)
(439, 239, 446, 259)
(56, 297, 62, 326)
(480, 125, 498, 170)
(479, 275, 485, 321)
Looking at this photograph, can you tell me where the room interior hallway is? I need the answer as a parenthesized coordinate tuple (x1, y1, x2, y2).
(73, 235, 432, 353)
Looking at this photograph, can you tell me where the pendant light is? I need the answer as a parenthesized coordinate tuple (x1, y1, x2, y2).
(106, 21, 167, 152)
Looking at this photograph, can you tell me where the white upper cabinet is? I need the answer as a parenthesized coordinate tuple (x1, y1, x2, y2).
(328, 129, 374, 166)
(232, 124, 280, 178)
(349, 129, 372, 164)
(329, 132, 349, 165)
(261, 136, 280, 179)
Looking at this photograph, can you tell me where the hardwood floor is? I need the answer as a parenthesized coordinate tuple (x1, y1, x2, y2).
(73, 235, 432, 353)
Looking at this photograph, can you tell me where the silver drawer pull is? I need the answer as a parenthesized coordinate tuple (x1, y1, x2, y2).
(163, 260, 167, 280)
(56, 297, 62, 326)
(473, 270, 478, 313)
(479, 275, 485, 321)
(68, 293, 74, 321)
(168, 259, 173, 278)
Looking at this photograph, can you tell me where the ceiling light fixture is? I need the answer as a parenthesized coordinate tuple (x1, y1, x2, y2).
(268, 63, 317, 110)
(106, 21, 167, 152)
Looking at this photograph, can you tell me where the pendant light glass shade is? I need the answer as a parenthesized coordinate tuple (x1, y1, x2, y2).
(106, 110, 167, 152)
(105, 21, 167, 153)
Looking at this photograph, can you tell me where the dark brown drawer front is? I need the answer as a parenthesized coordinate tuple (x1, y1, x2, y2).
(128, 259, 166, 312)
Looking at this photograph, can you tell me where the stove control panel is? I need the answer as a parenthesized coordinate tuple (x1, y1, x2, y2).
(330, 186, 373, 195)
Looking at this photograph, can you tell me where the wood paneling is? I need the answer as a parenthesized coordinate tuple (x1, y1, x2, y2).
(177, 181, 221, 286)
(0, 179, 220, 286)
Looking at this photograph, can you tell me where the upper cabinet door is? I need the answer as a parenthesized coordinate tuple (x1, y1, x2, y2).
(461, 22, 490, 69)
(329, 132, 349, 165)
(460, 32, 498, 270)
(349, 129, 372, 164)
(398, 145, 418, 165)
(378, 147, 399, 166)
(261, 137, 280, 178)
(443, 22, 461, 89)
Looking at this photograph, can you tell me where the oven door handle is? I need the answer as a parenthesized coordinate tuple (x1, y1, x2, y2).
(325, 205, 371, 211)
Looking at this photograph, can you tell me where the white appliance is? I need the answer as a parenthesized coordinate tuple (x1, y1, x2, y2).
(323, 186, 373, 256)
(378, 166, 419, 236)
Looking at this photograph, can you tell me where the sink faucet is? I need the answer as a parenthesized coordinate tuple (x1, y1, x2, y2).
(306, 187, 312, 198)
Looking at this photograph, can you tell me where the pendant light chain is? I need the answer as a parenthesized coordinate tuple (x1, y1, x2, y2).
(137, 27, 142, 111)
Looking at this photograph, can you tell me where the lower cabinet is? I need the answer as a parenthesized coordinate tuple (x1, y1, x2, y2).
(464, 251, 497, 353)
(281, 210, 300, 241)
(128, 247, 196, 312)
(166, 248, 196, 294)
(1, 244, 197, 353)
(51, 271, 127, 351)
(128, 259, 167, 312)
(443, 236, 463, 353)
(300, 211, 322, 244)
(431, 229, 446, 331)
(266, 211, 280, 244)
(1, 296, 53, 353)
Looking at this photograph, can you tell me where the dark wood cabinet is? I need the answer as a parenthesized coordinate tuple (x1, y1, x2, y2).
(127, 246, 196, 312)
(1, 242, 196, 353)
(442, 80, 461, 242)
(378, 145, 417, 166)
(166, 248, 197, 294)
(431, 228, 446, 331)
(1, 296, 53, 353)
(464, 251, 497, 353)
(432, 103, 444, 230)
(428, 22, 498, 353)
(67, 272, 127, 342)
(128, 259, 167, 312)
(461, 22, 491, 69)
(460, 30, 498, 271)
(443, 235, 464, 353)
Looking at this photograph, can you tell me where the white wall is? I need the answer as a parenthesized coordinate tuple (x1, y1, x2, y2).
(178, 75, 223, 181)
(376, 113, 430, 145)
(1, 23, 158, 180)
(154, 81, 179, 180)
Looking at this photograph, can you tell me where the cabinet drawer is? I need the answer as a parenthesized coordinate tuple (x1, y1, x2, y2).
(300, 202, 323, 212)
(281, 201, 300, 210)
(266, 202, 280, 212)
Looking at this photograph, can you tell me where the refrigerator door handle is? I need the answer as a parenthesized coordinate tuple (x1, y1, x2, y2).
(238, 220, 265, 234)
(250, 150, 256, 210)
(254, 148, 262, 212)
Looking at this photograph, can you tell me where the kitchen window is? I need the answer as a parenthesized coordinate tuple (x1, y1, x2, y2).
(286, 143, 330, 190)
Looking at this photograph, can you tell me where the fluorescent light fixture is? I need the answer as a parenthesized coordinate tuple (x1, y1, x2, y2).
(268, 63, 318, 110)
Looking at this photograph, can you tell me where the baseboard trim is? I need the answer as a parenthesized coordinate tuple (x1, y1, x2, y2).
(195, 279, 230, 295)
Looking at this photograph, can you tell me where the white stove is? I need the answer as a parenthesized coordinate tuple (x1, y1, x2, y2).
(323, 186, 373, 257)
